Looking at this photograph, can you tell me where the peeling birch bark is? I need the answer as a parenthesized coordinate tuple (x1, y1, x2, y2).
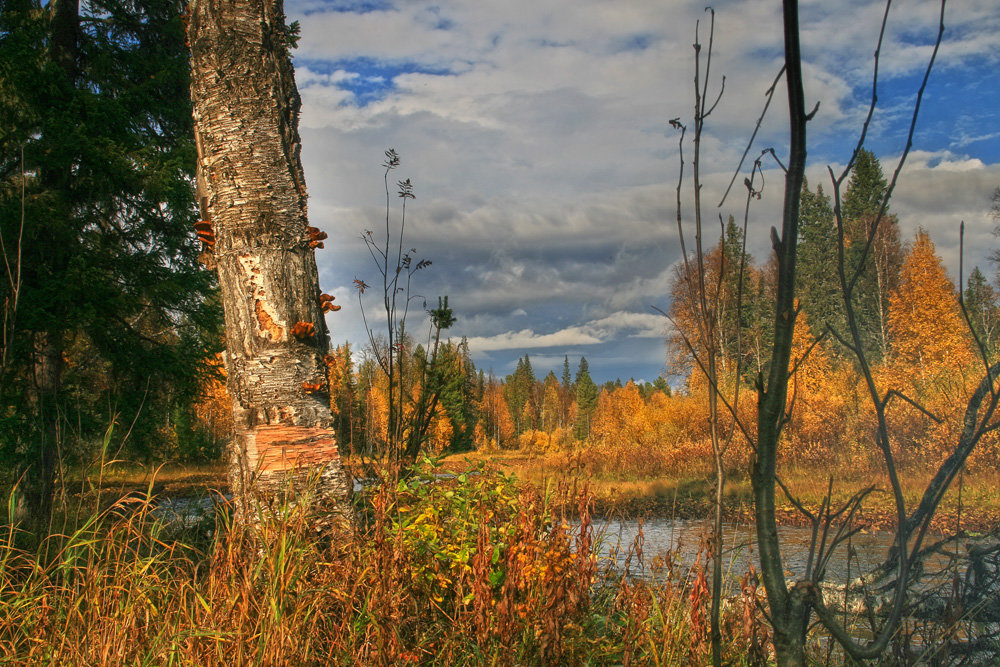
(187, 0, 350, 525)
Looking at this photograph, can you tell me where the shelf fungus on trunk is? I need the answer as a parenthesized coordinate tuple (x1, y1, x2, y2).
(187, 0, 351, 527)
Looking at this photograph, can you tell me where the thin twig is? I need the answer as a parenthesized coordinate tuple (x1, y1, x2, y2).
(719, 66, 786, 207)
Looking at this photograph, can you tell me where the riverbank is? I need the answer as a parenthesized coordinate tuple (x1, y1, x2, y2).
(5, 456, 994, 664)
(437, 450, 1000, 535)
(48, 453, 1000, 536)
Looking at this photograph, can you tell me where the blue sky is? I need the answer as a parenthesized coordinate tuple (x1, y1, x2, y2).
(286, 0, 1000, 384)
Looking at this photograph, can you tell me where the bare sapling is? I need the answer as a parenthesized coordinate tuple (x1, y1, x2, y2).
(659, 10, 752, 666)
(355, 150, 454, 474)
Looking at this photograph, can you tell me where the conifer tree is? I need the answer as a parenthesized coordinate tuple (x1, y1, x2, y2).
(717, 217, 757, 372)
(503, 355, 536, 434)
(0, 0, 220, 528)
(458, 338, 480, 447)
(560, 354, 573, 427)
(797, 180, 842, 337)
(573, 357, 598, 441)
(840, 149, 903, 360)
(431, 340, 474, 451)
(963, 266, 1000, 356)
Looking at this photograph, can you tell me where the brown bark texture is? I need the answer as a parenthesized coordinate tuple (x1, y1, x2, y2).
(187, 0, 350, 524)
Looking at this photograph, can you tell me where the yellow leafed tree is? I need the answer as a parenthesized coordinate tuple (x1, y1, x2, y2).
(784, 310, 847, 464)
(888, 230, 972, 375)
(886, 230, 975, 465)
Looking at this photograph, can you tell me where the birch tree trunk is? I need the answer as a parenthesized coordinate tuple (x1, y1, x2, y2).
(187, 0, 351, 524)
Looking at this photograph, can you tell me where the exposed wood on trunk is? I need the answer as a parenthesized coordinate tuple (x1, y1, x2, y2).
(187, 0, 351, 524)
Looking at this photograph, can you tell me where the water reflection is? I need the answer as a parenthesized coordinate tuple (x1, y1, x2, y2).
(593, 518, 945, 586)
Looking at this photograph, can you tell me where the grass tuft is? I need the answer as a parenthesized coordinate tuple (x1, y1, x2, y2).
(0, 460, 770, 665)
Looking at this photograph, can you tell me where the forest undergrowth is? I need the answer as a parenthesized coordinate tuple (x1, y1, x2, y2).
(0, 459, 778, 666)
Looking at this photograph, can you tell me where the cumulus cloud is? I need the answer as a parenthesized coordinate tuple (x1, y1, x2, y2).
(465, 310, 668, 352)
(288, 0, 1000, 381)
(466, 327, 602, 352)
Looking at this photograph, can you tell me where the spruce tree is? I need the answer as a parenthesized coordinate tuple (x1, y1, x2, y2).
(503, 355, 536, 434)
(840, 149, 902, 360)
(0, 0, 220, 528)
(963, 266, 999, 356)
(718, 217, 759, 372)
(797, 180, 843, 337)
(573, 357, 598, 441)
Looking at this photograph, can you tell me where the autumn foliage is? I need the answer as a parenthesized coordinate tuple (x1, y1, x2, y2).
(310, 223, 997, 480)
(187, 150, 995, 483)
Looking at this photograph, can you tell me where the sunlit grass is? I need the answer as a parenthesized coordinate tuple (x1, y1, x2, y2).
(60, 461, 228, 494)
(0, 461, 769, 665)
(440, 449, 1000, 532)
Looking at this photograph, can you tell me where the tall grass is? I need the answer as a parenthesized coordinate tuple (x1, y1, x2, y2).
(0, 460, 768, 665)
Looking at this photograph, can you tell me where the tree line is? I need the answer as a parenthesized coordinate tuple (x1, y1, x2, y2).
(325, 337, 671, 459)
(671, 149, 1000, 380)
(316, 149, 1000, 479)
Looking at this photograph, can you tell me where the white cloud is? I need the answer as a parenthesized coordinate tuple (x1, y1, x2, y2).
(587, 312, 669, 339)
(464, 310, 668, 352)
(287, 0, 1000, 380)
(465, 327, 602, 351)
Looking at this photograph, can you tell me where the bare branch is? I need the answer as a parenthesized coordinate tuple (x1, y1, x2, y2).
(787, 328, 828, 381)
(763, 147, 788, 174)
(840, 0, 946, 301)
(957, 221, 997, 395)
(719, 66, 786, 207)
(775, 473, 813, 522)
(883, 389, 943, 424)
(832, 0, 894, 188)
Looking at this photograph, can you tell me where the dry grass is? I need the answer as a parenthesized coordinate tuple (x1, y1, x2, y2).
(440, 450, 1000, 533)
(4, 452, 988, 664)
(774, 467, 1000, 533)
(60, 461, 228, 496)
(0, 461, 769, 666)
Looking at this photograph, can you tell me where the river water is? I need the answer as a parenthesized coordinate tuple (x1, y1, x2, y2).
(592, 517, 920, 586)
(154, 494, 943, 587)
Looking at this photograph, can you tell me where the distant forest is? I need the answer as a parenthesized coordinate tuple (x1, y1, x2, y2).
(318, 151, 1000, 475)
(3, 0, 997, 484)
